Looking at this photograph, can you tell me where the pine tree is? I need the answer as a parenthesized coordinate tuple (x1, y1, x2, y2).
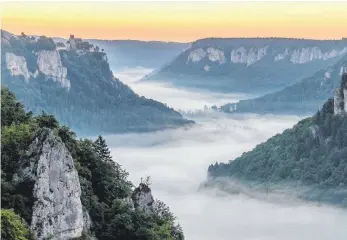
(94, 135, 112, 163)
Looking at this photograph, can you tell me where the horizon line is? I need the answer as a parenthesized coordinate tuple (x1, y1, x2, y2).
(3, 28, 347, 44)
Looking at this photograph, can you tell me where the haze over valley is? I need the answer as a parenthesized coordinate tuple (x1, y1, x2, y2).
(2, 2, 347, 239)
(108, 67, 347, 240)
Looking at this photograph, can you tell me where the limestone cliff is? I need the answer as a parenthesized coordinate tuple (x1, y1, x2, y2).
(37, 50, 70, 89)
(132, 183, 155, 215)
(5, 52, 31, 82)
(334, 72, 347, 115)
(1, 30, 192, 135)
(13, 128, 85, 240)
(144, 37, 347, 94)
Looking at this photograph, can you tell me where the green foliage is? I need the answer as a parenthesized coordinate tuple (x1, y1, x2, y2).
(209, 93, 347, 206)
(1, 88, 31, 127)
(0, 209, 35, 240)
(1, 88, 184, 239)
(1, 35, 192, 135)
(221, 58, 347, 115)
(36, 36, 56, 51)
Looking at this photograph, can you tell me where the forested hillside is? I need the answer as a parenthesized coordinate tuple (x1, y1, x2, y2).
(221, 55, 347, 114)
(206, 74, 347, 207)
(1, 88, 184, 240)
(144, 37, 347, 94)
(1, 30, 193, 135)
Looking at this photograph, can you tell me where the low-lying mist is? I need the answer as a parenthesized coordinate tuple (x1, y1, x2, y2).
(106, 67, 347, 240)
(113, 67, 251, 111)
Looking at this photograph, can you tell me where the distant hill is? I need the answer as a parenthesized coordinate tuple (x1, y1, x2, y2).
(51, 37, 190, 70)
(1, 30, 193, 135)
(86, 39, 190, 70)
(220, 55, 347, 114)
(143, 37, 347, 95)
(204, 74, 347, 207)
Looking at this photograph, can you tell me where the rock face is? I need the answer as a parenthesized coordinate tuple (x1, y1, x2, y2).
(289, 47, 347, 64)
(334, 73, 347, 115)
(334, 89, 344, 115)
(5, 52, 30, 82)
(14, 129, 84, 240)
(230, 46, 268, 66)
(132, 183, 155, 215)
(145, 38, 347, 94)
(187, 48, 207, 63)
(5, 50, 70, 89)
(37, 50, 70, 89)
(186, 46, 346, 66)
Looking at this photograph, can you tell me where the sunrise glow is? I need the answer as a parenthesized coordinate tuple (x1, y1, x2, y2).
(1, 2, 347, 42)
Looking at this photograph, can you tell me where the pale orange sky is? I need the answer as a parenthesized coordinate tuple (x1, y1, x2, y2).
(1, 2, 346, 42)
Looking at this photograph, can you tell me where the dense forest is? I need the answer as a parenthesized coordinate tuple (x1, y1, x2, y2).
(1, 31, 193, 135)
(207, 74, 347, 207)
(1, 88, 184, 240)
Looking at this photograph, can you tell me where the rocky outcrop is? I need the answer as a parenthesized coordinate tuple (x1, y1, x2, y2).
(289, 47, 347, 64)
(186, 45, 347, 67)
(334, 88, 344, 115)
(334, 73, 347, 115)
(187, 47, 226, 64)
(4, 50, 70, 89)
(132, 183, 155, 215)
(5, 52, 31, 82)
(230, 46, 268, 66)
(37, 50, 70, 89)
(13, 129, 84, 240)
(187, 48, 206, 63)
(206, 47, 226, 64)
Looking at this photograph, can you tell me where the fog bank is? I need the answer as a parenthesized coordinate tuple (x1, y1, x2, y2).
(106, 68, 347, 240)
(114, 67, 251, 111)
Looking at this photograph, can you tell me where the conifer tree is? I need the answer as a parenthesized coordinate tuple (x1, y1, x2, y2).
(94, 135, 113, 163)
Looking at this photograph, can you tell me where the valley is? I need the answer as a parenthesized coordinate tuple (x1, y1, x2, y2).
(2, 24, 347, 240)
(106, 68, 347, 240)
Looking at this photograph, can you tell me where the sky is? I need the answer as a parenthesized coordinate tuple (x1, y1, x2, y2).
(1, 1, 347, 42)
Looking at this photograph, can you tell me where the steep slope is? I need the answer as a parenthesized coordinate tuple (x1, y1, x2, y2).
(1, 88, 185, 240)
(86, 39, 190, 70)
(144, 37, 347, 94)
(221, 55, 347, 114)
(1, 30, 193, 135)
(204, 74, 347, 207)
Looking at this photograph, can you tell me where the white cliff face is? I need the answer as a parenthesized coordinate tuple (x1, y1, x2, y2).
(340, 66, 347, 76)
(288, 47, 347, 64)
(324, 70, 331, 79)
(274, 49, 290, 61)
(230, 47, 268, 66)
(187, 47, 225, 64)
(204, 65, 210, 72)
(206, 47, 226, 64)
(344, 88, 347, 113)
(14, 130, 84, 240)
(186, 45, 346, 68)
(187, 48, 206, 63)
(334, 89, 343, 115)
(132, 184, 155, 215)
(37, 50, 71, 89)
(5, 52, 31, 82)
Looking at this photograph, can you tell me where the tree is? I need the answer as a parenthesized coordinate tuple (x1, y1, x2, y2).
(1, 88, 31, 127)
(35, 111, 59, 129)
(94, 136, 112, 163)
(1, 209, 35, 240)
